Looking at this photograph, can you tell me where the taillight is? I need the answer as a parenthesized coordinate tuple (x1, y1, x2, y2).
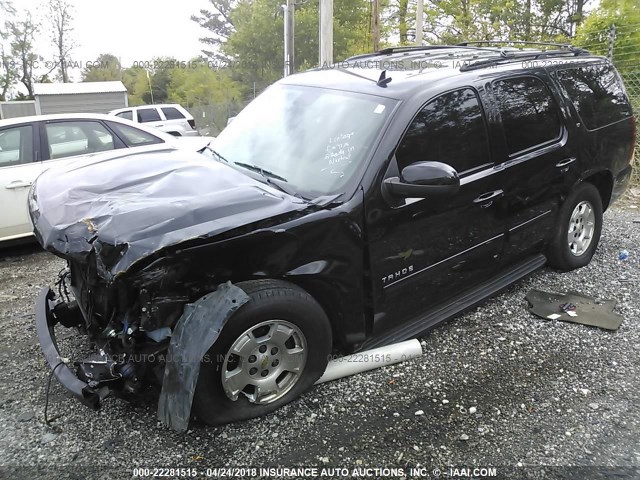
(188, 119, 196, 130)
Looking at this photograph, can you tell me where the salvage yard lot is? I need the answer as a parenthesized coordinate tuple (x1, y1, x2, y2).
(0, 207, 638, 478)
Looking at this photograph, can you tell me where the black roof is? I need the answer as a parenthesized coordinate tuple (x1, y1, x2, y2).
(280, 43, 604, 99)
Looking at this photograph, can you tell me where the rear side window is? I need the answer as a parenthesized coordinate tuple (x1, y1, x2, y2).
(493, 76, 562, 154)
(108, 122, 163, 146)
(396, 88, 492, 174)
(137, 108, 162, 123)
(116, 111, 133, 121)
(0, 125, 33, 166)
(555, 64, 632, 130)
(161, 107, 185, 120)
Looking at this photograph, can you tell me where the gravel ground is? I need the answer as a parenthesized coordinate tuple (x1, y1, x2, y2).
(0, 205, 639, 480)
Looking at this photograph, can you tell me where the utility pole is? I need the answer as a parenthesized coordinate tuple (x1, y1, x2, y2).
(283, 0, 295, 76)
(371, 0, 380, 51)
(415, 0, 423, 45)
(319, 0, 333, 67)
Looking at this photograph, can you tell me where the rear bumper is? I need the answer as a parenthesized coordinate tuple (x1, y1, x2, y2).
(610, 163, 633, 206)
(36, 288, 109, 410)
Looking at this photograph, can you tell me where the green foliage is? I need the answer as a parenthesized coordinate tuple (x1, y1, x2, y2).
(8, 12, 39, 98)
(81, 53, 122, 81)
(196, 0, 370, 94)
(575, 0, 640, 72)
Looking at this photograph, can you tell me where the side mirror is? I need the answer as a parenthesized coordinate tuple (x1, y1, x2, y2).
(384, 161, 460, 198)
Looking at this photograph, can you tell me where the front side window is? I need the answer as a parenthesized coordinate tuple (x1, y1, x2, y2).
(493, 76, 562, 154)
(0, 125, 33, 166)
(45, 121, 115, 160)
(555, 63, 632, 130)
(137, 108, 162, 123)
(212, 84, 396, 198)
(396, 88, 492, 174)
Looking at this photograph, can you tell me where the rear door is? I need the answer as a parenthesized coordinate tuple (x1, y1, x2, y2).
(488, 74, 578, 263)
(136, 107, 165, 131)
(0, 123, 40, 240)
(159, 106, 189, 134)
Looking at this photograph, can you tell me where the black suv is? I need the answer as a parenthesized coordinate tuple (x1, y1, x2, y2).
(30, 44, 635, 431)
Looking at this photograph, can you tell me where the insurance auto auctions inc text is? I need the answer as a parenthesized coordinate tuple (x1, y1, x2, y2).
(203, 466, 498, 478)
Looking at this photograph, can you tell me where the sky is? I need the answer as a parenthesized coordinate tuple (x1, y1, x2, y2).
(12, 0, 214, 81)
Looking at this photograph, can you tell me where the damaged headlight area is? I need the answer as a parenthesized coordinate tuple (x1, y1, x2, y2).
(38, 266, 180, 410)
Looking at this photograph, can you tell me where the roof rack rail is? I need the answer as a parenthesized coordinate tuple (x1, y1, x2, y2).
(344, 44, 496, 62)
(458, 47, 591, 72)
(457, 40, 577, 50)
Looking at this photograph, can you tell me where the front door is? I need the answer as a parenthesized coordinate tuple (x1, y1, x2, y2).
(0, 123, 40, 241)
(366, 87, 506, 338)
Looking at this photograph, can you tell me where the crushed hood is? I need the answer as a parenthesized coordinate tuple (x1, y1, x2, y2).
(30, 148, 307, 281)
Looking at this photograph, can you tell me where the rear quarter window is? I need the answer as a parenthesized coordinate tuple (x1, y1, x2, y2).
(108, 122, 163, 146)
(555, 63, 633, 130)
(116, 111, 133, 121)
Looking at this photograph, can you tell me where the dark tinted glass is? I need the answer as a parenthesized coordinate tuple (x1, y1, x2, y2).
(493, 77, 562, 154)
(396, 88, 491, 174)
(161, 107, 185, 120)
(556, 64, 632, 130)
(137, 108, 162, 123)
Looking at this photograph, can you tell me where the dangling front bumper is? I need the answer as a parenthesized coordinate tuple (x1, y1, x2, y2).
(35, 288, 110, 410)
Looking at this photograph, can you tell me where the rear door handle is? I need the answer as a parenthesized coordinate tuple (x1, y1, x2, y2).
(5, 180, 32, 189)
(556, 157, 576, 168)
(473, 189, 503, 204)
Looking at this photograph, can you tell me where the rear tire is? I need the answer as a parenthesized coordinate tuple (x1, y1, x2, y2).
(547, 182, 603, 271)
(192, 279, 331, 426)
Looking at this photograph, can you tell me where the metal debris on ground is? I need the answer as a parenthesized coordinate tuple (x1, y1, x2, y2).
(525, 290, 624, 331)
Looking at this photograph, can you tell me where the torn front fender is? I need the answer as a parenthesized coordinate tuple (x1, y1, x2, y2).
(157, 281, 249, 432)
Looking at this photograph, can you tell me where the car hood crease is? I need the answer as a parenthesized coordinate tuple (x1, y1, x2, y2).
(30, 149, 307, 281)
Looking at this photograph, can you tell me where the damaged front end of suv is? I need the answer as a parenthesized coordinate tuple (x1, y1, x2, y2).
(29, 147, 362, 432)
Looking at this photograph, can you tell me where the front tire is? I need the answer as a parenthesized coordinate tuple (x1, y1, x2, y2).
(547, 182, 603, 271)
(192, 280, 332, 426)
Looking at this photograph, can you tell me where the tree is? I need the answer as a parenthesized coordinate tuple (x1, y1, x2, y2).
(169, 62, 241, 105)
(0, 0, 16, 100)
(8, 12, 40, 99)
(575, 0, 640, 75)
(81, 53, 122, 81)
(192, 0, 237, 61)
(48, 0, 75, 83)
(199, 0, 369, 96)
(122, 66, 149, 106)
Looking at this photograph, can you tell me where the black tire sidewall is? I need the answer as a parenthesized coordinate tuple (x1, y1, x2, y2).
(549, 182, 603, 271)
(192, 281, 332, 426)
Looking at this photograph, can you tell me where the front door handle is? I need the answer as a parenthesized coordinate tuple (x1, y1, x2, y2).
(5, 180, 33, 189)
(556, 157, 576, 168)
(473, 189, 504, 204)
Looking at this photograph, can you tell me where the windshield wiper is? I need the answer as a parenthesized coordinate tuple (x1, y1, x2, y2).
(232, 162, 305, 199)
(205, 146, 232, 165)
(233, 162, 288, 182)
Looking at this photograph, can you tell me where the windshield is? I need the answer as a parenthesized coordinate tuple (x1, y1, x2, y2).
(211, 84, 396, 198)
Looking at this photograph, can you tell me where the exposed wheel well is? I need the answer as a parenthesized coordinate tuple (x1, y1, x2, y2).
(583, 171, 613, 211)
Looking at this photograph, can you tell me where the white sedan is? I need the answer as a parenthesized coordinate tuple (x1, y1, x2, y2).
(0, 113, 212, 243)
